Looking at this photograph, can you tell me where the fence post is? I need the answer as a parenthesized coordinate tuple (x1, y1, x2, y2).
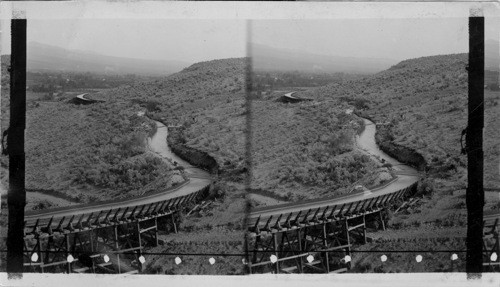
(466, 15, 484, 276)
(6, 18, 27, 277)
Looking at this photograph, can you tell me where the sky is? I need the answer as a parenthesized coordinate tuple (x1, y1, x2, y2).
(1, 17, 498, 63)
(251, 18, 499, 62)
(1, 19, 247, 63)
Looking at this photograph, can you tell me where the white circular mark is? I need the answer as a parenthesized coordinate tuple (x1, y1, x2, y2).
(31, 253, 39, 262)
(416, 255, 423, 263)
(138, 256, 146, 264)
(491, 252, 498, 262)
(306, 254, 314, 263)
(270, 255, 278, 263)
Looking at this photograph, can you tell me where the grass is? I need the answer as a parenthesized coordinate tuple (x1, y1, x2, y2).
(143, 181, 247, 275)
(144, 229, 245, 275)
(351, 237, 466, 273)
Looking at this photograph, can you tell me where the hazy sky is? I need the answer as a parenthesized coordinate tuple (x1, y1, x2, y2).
(1, 17, 499, 62)
(1, 19, 247, 63)
(251, 18, 499, 61)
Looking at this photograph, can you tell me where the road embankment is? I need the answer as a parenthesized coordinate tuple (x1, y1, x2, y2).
(167, 128, 219, 175)
(355, 111, 427, 172)
(375, 127, 427, 172)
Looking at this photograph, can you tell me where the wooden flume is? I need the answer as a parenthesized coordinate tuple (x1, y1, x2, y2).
(22, 186, 210, 273)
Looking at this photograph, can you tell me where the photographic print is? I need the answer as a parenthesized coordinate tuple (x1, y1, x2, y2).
(245, 16, 499, 274)
(0, 1, 499, 286)
(1, 17, 248, 275)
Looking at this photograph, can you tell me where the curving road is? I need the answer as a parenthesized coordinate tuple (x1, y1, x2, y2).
(24, 105, 211, 226)
(356, 118, 416, 175)
(148, 121, 210, 179)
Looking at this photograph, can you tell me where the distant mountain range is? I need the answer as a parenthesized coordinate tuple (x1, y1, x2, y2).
(253, 40, 500, 74)
(486, 39, 500, 71)
(251, 43, 398, 74)
(3, 39, 498, 76)
(26, 42, 190, 76)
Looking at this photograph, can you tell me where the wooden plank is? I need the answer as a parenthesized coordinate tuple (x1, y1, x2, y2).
(316, 244, 351, 252)
(72, 267, 89, 273)
(140, 225, 157, 233)
(41, 259, 79, 268)
(280, 266, 297, 273)
(330, 267, 348, 273)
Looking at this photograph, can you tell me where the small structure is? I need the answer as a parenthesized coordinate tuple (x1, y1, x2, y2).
(277, 91, 313, 103)
(69, 93, 106, 105)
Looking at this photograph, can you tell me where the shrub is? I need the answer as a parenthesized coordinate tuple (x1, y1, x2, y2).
(207, 182, 227, 201)
(416, 179, 435, 197)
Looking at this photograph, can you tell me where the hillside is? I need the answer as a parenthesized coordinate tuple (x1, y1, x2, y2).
(0, 56, 9, 197)
(291, 53, 499, 273)
(99, 58, 247, 178)
(0, 57, 249, 274)
(98, 57, 391, 204)
(1, 55, 9, 89)
(1, 94, 183, 209)
(1, 57, 248, 208)
(250, 95, 381, 201)
(2, 58, 247, 206)
(1, 54, 186, 208)
(301, 53, 500, 215)
(97, 58, 248, 275)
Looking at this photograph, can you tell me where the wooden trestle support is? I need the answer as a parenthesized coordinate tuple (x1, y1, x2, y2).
(23, 185, 210, 274)
(246, 183, 417, 274)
